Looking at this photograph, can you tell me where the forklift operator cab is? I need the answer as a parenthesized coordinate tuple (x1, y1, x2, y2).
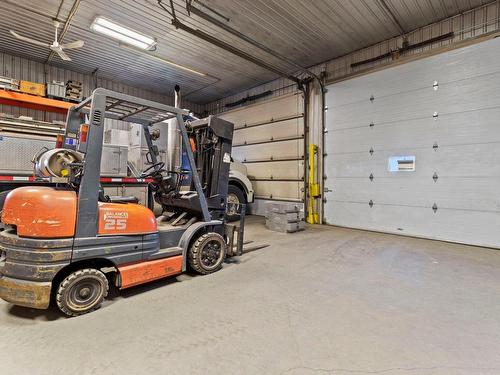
(0, 88, 238, 317)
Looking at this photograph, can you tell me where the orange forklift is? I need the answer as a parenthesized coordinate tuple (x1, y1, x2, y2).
(0, 88, 243, 316)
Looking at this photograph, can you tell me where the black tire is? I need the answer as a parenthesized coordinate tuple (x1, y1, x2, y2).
(56, 268, 109, 317)
(188, 233, 227, 275)
(226, 185, 245, 222)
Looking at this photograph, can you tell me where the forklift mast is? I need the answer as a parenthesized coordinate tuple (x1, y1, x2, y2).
(190, 116, 234, 200)
(151, 116, 234, 221)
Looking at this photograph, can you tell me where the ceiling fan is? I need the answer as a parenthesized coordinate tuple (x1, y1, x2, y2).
(9, 20, 84, 61)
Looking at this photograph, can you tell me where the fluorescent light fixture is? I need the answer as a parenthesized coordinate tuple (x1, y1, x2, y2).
(119, 43, 208, 77)
(91, 16, 156, 50)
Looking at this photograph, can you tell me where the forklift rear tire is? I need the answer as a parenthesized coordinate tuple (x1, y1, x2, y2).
(56, 268, 109, 317)
(189, 233, 227, 275)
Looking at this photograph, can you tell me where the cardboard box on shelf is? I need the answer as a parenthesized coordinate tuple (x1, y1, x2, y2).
(19, 80, 46, 97)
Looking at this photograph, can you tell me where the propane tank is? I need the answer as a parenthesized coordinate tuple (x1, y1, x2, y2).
(34, 148, 83, 178)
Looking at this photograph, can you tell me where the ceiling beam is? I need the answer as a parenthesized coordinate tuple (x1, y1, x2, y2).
(376, 0, 406, 36)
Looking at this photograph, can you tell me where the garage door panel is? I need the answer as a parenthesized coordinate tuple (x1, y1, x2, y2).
(331, 72, 500, 129)
(326, 152, 428, 177)
(325, 201, 500, 248)
(327, 119, 435, 153)
(328, 178, 500, 211)
(221, 94, 303, 126)
(232, 139, 304, 162)
(328, 145, 500, 178)
(329, 38, 500, 107)
(252, 181, 302, 200)
(327, 107, 500, 154)
(428, 143, 500, 176)
(234, 118, 303, 144)
(246, 160, 304, 180)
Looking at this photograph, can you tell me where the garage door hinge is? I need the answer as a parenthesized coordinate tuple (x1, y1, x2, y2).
(432, 203, 438, 213)
(324, 188, 332, 193)
(433, 112, 439, 119)
(369, 147, 374, 155)
(433, 172, 438, 182)
(369, 173, 374, 181)
(433, 142, 439, 150)
(370, 95, 375, 102)
(433, 81, 439, 90)
(369, 199, 374, 207)
(369, 122, 375, 127)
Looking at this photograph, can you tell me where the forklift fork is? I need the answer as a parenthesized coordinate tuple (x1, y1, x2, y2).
(225, 203, 246, 257)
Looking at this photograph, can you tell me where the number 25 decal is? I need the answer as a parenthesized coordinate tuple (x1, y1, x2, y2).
(104, 218, 127, 230)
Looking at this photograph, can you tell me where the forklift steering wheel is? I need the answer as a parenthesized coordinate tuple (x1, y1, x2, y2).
(140, 162, 165, 178)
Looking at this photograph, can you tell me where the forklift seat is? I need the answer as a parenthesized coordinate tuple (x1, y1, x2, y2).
(98, 186, 139, 204)
(106, 196, 139, 204)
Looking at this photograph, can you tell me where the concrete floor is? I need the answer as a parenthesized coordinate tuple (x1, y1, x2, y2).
(1, 216, 500, 375)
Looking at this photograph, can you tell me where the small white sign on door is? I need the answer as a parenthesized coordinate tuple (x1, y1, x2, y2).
(388, 156, 415, 172)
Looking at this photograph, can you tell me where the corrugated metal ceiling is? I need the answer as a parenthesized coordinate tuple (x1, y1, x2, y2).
(0, 0, 492, 104)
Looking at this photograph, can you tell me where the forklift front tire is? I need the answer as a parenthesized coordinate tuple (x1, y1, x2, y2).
(56, 268, 109, 317)
(189, 233, 227, 275)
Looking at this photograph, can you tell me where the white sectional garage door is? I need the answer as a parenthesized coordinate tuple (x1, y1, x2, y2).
(324, 37, 500, 248)
(219, 92, 305, 204)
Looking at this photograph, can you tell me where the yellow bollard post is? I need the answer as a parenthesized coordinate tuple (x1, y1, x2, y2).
(307, 144, 320, 224)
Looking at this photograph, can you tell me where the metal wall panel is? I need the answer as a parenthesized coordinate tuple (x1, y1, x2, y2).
(0, 135, 54, 175)
(323, 36, 500, 248)
(218, 93, 305, 203)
